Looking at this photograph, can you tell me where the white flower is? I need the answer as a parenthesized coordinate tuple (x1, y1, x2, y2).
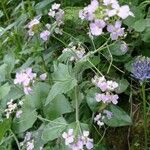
(103, 0, 118, 6)
(27, 18, 40, 29)
(40, 73, 47, 80)
(26, 140, 34, 150)
(97, 120, 104, 127)
(62, 129, 74, 145)
(117, 5, 134, 19)
(45, 23, 51, 30)
(106, 80, 118, 91)
(52, 3, 61, 10)
(48, 9, 55, 17)
(94, 113, 101, 122)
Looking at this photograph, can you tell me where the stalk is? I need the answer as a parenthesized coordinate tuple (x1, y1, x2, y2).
(141, 83, 148, 150)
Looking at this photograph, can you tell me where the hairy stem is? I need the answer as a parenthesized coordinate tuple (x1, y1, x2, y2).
(141, 83, 148, 150)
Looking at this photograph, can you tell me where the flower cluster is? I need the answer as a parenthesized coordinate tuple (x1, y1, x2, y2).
(27, 3, 64, 41)
(20, 132, 35, 150)
(92, 76, 119, 104)
(4, 99, 23, 119)
(27, 17, 40, 36)
(62, 42, 86, 61)
(79, 0, 134, 40)
(62, 129, 94, 150)
(14, 68, 37, 95)
(132, 56, 150, 81)
(14, 68, 47, 95)
(94, 110, 113, 127)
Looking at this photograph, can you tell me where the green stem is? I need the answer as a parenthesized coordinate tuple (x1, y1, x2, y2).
(75, 86, 79, 122)
(141, 83, 148, 150)
(9, 129, 21, 150)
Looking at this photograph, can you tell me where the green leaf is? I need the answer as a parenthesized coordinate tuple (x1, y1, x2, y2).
(0, 119, 11, 141)
(142, 27, 150, 43)
(0, 64, 7, 82)
(133, 19, 147, 32)
(86, 88, 99, 112)
(35, 0, 54, 14)
(41, 117, 67, 142)
(3, 53, 15, 74)
(44, 94, 73, 119)
(13, 108, 37, 133)
(45, 64, 77, 105)
(103, 105, 132, 127)
(0, 83, 10, 100)
(25, 82, 50, 109)
(109, 41, 128, 56)
(115, 79, 129, 94)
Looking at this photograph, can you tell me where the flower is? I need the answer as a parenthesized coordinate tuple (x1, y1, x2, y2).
(103, 0, 118, 6)
(26, 140, 34, 150)
(40, 73, 47, 80)
(14, 68, 36, 95)
(90, 19, 106, 36)
(132, 56, 150, 81)
(27, 18, 40, 29)
(52, 3, 61, 10)
(16, 110, 23, 118)
(106, 80, 118, 91)
(69, 139, 83, 150)
(94, 113, 105, 127)
(62, 129, 94, 150)
(95, 92, 119, 104)
(117, 5, 134, 19)
(82, 131, 94, 149)
(62, 43, 86, 61)
(62, 129, 74, 145)
(79, 0, 99, 21)
(5, 99, 17, 118)
(103, 110, 113, 119)
(40, 30, 50, 41)
(107, 21, 125, 40)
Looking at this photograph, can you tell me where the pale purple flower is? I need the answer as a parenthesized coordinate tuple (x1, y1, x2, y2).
(103, 110, 113, 119)
(24, 86, 33, 95)
(26, 140, 34, 150)
(62, 129, 74, 145)
(55, 9, 64, 25)
(90, 19, 106, 36)
(40, 73, 47, 80)
(79, 0, 99, 21)
(107, 21, 125, 40)
(40, 30, 50, 41)
(16, 110, 23, 118)
(82, 131, 94, 150)
(95, 93, 119, 104)
(117, 5, 134, 19)
(111, 94, 119, 104)
(69, 139, 83, 150)
(97, 82, 108, 92)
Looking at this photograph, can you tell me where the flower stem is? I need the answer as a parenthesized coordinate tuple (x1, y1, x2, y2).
(141, 83, 148, 150)
(75, 86, 79, 122)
